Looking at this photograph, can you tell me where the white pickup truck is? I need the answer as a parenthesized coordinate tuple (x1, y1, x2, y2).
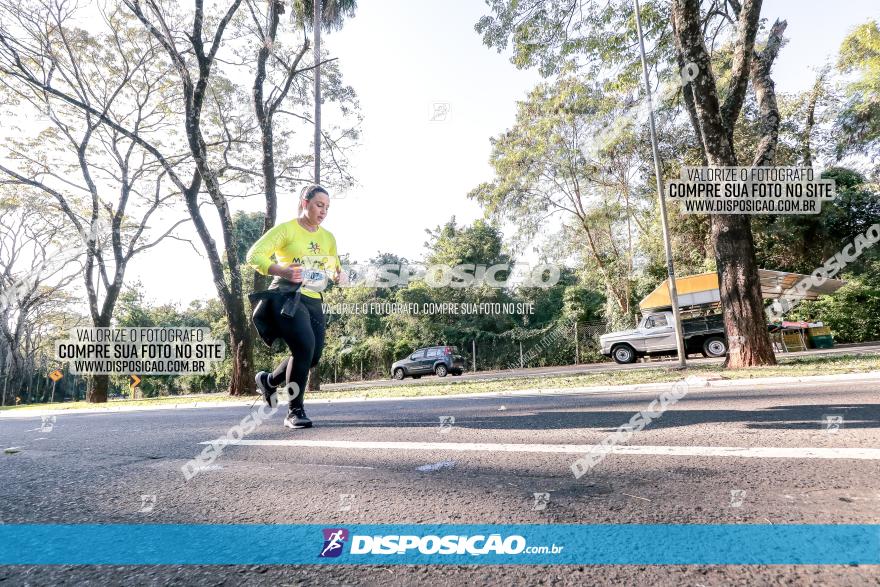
(600, 311, 728, 364)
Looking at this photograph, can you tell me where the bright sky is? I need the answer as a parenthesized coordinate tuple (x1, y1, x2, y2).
(121, 0, 878, 307)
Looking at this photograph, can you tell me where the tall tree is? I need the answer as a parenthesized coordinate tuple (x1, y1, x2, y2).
(470, 76, 651, 328)
(0, 192, 81, 404)
(835, 19, 880, 161)
(669, 0, 786, 367)
(118, 0, 259, 395)
(243, 0, 358, 293)
(477, 0, 790, 367)
(290, 0, 356, 391)
(0, 3, 193, 400)
(291, 0, 358, 182)
(249, 0, 310, 291)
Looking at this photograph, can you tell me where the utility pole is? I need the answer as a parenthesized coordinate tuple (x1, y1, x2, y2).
(633, 0, 687, 368)
(313, 0, 322, 183)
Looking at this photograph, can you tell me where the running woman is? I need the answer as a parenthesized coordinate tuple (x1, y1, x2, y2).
(245, 184, 344, 429)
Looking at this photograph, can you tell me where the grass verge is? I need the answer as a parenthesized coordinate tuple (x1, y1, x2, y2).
(2, 353, 877, 412)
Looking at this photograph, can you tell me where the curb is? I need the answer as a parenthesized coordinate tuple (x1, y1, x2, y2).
(1, 370, 878, 419)
(0, 399, 256, 419)
(318, 370, 880, 404)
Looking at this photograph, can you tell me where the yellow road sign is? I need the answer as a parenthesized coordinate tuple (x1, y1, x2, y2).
(48, 370, 62, 382)
(130, 374, 141, 399)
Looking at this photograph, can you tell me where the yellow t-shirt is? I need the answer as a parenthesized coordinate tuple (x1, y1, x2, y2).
(245, 219, 341, 299)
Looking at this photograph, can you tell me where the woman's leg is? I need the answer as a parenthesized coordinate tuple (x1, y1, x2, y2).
(266, 297, 316, 399)
(267, 357, 290, 389)
(287, 298, 326, 409)
(307, 298, 326, 367)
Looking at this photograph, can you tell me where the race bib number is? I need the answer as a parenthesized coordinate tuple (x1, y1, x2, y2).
(302, 268, 330, 292)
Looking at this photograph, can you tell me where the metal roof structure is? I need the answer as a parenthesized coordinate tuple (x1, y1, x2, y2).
(639, 270, 847, 312)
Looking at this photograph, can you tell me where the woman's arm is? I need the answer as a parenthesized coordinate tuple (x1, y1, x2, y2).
(245, 223, 289, 276)
(268, 263, 302, 283)
(329, 234, 347, 285)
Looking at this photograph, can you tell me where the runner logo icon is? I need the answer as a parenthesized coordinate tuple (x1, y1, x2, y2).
(319, 528, 349, 558)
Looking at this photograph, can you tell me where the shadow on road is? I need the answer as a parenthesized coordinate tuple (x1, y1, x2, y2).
(315, 403, 880, 431)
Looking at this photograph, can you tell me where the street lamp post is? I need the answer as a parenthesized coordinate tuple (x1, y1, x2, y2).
(633, 0, 687, 368)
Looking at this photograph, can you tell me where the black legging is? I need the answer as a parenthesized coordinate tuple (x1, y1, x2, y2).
(266, 293, 326, 408)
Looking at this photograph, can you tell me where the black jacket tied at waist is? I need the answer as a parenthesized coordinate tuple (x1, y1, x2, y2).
(248, 279, 301, 348)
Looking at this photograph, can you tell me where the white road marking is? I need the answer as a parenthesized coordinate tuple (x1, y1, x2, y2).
(416, 460, 456, 472)
(298, 463, 376, 470)
(203, 439, 880, 460)
(190, 464, 223, 472)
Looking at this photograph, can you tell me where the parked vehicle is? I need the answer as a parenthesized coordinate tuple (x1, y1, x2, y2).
(391, 346, 466, 379)
(600, 311, 728, 364)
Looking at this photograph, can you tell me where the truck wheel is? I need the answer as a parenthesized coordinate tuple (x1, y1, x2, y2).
(611, 344, 637, 364)
(702, 337, 728, 358)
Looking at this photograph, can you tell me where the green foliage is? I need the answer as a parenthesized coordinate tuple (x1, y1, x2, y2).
(475, 0, 672, 83)
(753, 167, 880, 273)
(791, 260, 880, 343)
(290, 0, 358, 32)
(231, 212, 267, 264)
(835, 20, 880, 158)
(113, 283, 225, 397)
(313, 217, 611, 379)
(470, 75, 656, 324)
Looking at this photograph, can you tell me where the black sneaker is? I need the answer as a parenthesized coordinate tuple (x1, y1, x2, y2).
(284, 407, 313, 429)
(254, 371, 277, 407)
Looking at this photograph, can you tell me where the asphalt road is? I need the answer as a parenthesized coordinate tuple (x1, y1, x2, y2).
(1, 376, 878, 585)
(322, 341, 880, 391)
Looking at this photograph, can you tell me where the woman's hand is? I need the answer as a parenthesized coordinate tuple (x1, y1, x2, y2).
(267, 262, 303, 284)
(285, 263, 304, 283)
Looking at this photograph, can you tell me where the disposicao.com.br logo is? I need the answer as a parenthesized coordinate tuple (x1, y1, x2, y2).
(320, 528, 563, 557)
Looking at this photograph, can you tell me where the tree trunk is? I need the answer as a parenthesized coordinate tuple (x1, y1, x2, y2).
(88, 374, 109, 404)
(313, 0, 322, 183)
(307, 365, 321, 391)
(800, 67, 826, 167)
(711, 215, 777, 367)
(228, 303, 255, 396)
(671, 0, 778, 367)
(309, 0, 322, 392)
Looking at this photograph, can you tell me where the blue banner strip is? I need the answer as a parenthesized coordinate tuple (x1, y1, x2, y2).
(0, 524, 877, 565)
